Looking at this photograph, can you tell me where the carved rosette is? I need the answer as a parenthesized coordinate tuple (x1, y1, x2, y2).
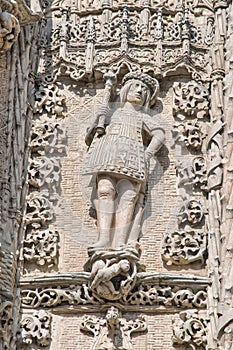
(162, 229, 207, 266)
(20, 310, 51, 347)
(172, 310, 207, 349)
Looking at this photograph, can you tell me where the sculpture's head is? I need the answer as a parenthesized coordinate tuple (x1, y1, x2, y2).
(120, 71, 159, 110)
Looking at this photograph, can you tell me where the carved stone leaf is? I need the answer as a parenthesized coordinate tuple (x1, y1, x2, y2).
(23, 227, 59, 267)
(162, 229, 207, 265)
(20, 310, 51, 347)
(172, 310, 207, 349)
(25, 193, 54, 228)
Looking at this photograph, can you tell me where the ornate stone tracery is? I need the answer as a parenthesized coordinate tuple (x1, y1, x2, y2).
(20, 310, 52, 347)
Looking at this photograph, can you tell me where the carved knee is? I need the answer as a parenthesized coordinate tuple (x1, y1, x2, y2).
(98, 178, 115, 201)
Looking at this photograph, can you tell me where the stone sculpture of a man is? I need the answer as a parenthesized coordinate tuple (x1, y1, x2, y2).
(83, 72, 165, 249)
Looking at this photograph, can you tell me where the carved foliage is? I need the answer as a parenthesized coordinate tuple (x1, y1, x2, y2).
(33, 83, 66, 116)
(23, 78, 67, 270)
(81, 306, 147, 350)
(127, 285, 207, 308)
(25, 193, 54, 229)
(162, 229, 207, 265)
(23, 227, 59, 267)
(30, 117, 66, 154)
(177, 200, 204, 226)
(28, 156, 61, 191)
(164, 80, 209, 266)
(173, 81, 209, 120)
(20, 310, 51, 347)
(172, 310, 207, 349)
(172, 81, 209, 151)
(21, 284, 207, 309)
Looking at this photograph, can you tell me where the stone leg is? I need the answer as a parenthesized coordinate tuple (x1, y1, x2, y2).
(91, 176, 116, 248)
(113, 179, 139, 248)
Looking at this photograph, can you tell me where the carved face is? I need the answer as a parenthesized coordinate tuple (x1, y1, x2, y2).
(126, 80, 149, 106)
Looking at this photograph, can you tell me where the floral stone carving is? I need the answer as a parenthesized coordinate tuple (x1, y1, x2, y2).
(81, 306, 147, 350)
(173, 120, 205, 151)
(23, 227, 59, 267)
(20, 279, 207, 309)
(173, 81, 209, 120)
(84, 247, 145, 302)
(162, 229, 207, 265)
(20, 310, 51, 347)
(177, 200, 204, 227)
(172, 310, 207, 349)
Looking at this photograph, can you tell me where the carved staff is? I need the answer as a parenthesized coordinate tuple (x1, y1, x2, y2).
(85, 70, 116, 145)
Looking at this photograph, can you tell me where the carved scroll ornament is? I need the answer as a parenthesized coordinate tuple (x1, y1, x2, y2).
(20, 281, 207, 309)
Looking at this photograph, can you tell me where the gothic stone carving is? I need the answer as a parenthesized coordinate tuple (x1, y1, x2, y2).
(81, 306, 147, 350)
(28, 156, 61, 192)
(33, 82, 66, 117)
(83, 71, 164, 250)
(84, 247, 144, 302)
(43, 3, 212, 80)
(0, 0, 20, 54)
(177, 200, 204, 227)
(176, 157, 207, 198)
(30, 117, 66, 155)
(20, 310, 51, 347)
(173, 81, 209, 120)
(25, 193, 54, 229)
(20, 278, 207, 309)
(23, 227, 59, 268)
(172, 310, 207, 349)
(0, 298, 13, 350)
(173, 120, 205, 151)
(162, 229, 207, 265)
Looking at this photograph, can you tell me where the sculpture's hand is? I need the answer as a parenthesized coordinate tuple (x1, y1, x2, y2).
(85, 123, 97, 146)
(145, 150, 153, 169)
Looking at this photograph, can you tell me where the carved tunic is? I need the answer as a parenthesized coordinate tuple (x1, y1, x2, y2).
(83, 107, 163, 182)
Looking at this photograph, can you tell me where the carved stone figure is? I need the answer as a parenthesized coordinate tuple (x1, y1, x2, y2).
(0, 7, 20, 53)
(85, 247, 143, 301)
(83, 71, 165, 249)
(81, 306, 147, 350)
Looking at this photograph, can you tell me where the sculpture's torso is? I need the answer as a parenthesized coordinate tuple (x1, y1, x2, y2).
(83, 107, 161, 182)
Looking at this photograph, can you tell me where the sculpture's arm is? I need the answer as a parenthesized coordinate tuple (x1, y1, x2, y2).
(145, 129, 165, 162)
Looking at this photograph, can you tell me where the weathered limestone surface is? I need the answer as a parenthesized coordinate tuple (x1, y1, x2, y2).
(0, 0, 233, 349)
